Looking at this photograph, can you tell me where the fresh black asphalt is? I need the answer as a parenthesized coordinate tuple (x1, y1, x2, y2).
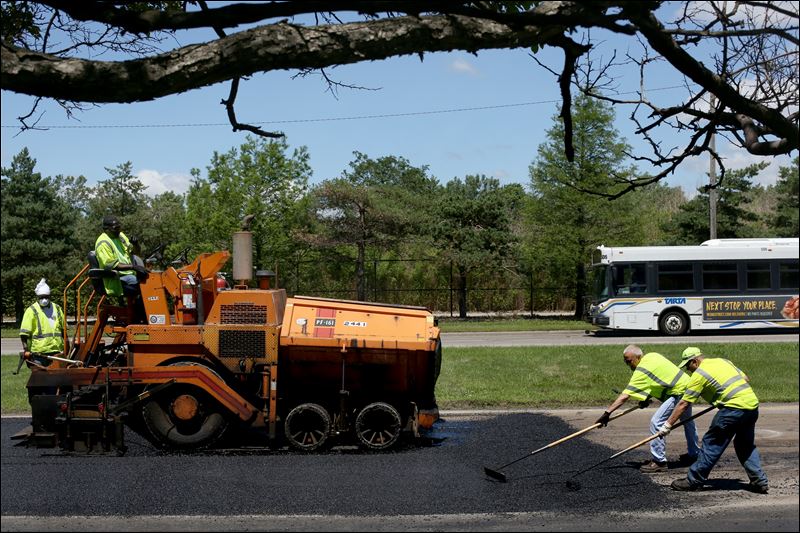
(2, 414, 676, 517)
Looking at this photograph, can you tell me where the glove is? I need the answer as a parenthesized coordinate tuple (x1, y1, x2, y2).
(595, 411, 611, 427)
(638, 398, 652, 409)
(23, 351, 31, 360)
(657, 421, 673, 438)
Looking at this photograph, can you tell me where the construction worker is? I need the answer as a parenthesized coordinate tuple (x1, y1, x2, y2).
(659, 347, 769, 494)
(95, 214, 142, 297)
(596, 344, 701, 473)
(19, 278, 64, 367)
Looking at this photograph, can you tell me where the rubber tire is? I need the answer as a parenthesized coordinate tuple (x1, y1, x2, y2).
(354, 402, 402, 451)
(659, 310, 689, 336)
(142, 385, 229, 450)
(284, 403, 331, 452)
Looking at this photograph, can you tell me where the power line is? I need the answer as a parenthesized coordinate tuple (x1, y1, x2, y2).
(1, 85, 690, 130)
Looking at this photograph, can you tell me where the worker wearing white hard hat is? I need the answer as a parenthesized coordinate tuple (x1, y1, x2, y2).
(19, 278, 65, 366)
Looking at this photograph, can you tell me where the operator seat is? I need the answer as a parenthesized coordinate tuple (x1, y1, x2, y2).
(86, 251, 116, 296)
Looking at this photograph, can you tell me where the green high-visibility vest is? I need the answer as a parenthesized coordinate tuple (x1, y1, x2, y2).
(95, 231, 133, 297)
(623, 352, 690, 401)
(682, 358, 758, 410)
(20, 302, 64, 354)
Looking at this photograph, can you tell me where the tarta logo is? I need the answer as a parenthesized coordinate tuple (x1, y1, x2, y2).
(665, 297, 686, 304)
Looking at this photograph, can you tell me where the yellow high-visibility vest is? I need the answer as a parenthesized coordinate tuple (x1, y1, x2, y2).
(20, 302, 64, 354)
(682, 358, 758, 410)
(623, 352, 690, 401)
(95, 231, 133, 296)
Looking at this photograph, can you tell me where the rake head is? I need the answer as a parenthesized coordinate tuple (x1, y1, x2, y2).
(483, 467, 508, 482)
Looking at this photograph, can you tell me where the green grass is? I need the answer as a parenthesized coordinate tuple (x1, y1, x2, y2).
(438, 318, 591, 332)
(436, 342, 799, 408)
(2, 356, 30, 415)
(4, 342, 797, 415)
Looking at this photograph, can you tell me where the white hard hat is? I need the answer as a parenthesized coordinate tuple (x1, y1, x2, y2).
(35, 278, 51, 296)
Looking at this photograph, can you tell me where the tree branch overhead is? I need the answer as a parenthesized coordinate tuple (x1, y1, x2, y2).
(1, 1, 797, 194)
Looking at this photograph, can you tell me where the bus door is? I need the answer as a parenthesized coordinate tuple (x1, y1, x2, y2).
(611, 263, 652, 329)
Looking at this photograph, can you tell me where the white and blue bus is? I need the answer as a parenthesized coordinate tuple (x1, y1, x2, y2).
(586, 238, 799, 335)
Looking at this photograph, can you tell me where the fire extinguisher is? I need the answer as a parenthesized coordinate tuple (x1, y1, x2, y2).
(216, 273, 227, 292)
(182, 275, 196, 308)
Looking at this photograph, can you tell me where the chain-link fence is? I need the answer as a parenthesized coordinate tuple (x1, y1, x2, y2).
(277, 257, 577, 317)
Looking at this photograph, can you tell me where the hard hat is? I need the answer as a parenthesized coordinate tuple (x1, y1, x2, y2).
(678, 347, 702, 368)
(103, 215, 121, 230)
(35, 278, 51, 296)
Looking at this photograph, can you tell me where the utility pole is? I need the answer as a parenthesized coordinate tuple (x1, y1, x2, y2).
(709, 96, 718, 240)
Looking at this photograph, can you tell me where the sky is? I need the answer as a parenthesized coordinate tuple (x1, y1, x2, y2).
(1, 8, 795, 199)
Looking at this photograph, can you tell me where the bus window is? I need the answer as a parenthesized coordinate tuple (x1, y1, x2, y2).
(611, 264, 647, 295)
(779, 261, 799, 289)
(658, 263, 694, 292)
(703, 262, 738, 291)
(746, 263, 771, 290)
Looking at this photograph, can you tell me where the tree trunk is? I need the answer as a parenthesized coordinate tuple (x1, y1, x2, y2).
(458, 265, 468, 318)
(14, 278, 24, 327)
(574, 261, 585, 320)
(356, 241, 366, 301)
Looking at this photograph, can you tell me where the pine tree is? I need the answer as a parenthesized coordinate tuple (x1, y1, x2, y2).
(1, 148, 77, 324)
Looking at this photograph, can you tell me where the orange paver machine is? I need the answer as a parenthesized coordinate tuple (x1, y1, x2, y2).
(18, 231, 441, 453)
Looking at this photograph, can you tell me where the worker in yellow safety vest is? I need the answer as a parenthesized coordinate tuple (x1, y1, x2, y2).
(596, 344, 701, 473)
(659, 347, 769, 494)
(19, 278, 64, 367)
(94, 214, 142, 297)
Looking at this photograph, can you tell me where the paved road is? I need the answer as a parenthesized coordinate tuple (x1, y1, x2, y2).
(441, 329, 799, 347)
(2, 405, 797, 531)
(3, 329, 798, 355)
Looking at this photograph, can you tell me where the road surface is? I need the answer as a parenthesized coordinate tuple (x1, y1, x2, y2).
(2, 404, 797, 531)
(3, 329, 798, 355)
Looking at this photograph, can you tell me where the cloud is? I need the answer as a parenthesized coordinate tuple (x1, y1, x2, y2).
(136, 169, 193, 196)
(449, 58, 480, 76)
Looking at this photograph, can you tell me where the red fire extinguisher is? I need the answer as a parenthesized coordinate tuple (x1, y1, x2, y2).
(182, 275, 196, 309)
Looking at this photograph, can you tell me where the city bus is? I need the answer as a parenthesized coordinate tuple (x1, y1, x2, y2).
(586, 238, 799, 335)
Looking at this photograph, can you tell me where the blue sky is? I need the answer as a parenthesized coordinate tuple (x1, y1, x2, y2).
(1, 12, 794, 198)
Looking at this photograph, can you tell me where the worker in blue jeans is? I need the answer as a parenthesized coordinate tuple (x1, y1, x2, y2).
(659, 347, 769, 494)
(596, 344, 700, 473)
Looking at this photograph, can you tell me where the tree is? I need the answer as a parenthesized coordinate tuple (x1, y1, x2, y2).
(527, 94, 642, 318)
(1, 148, 77, 323)
(183, 135, 311, 276)
(431, 175, 523, 318)
(664, 162, 767, 244)
(302, 153, 435, 301)
(769, 157, 799, 237)
(2, 1, 797, 191)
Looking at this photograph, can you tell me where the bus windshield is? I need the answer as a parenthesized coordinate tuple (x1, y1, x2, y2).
(591, 265, 609, 301)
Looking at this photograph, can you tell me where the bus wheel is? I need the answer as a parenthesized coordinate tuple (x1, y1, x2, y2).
(659, 310, 688, 336)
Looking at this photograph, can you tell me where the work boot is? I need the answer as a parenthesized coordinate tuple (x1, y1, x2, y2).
(640, 460, 667, 473)
(749, 482, 769, 494)
(678, 453, 698, 465)
(670, 478, 700, 491)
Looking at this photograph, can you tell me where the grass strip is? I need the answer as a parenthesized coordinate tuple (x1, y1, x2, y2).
(3, 342, 797, 415)
(436, 342, 799, 408)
